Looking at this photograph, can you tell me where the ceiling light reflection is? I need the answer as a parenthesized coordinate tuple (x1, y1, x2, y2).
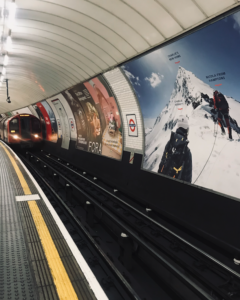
(5, 36, 12, 52)
(3, 55, 8, 66)
(8, 2, 16, 30)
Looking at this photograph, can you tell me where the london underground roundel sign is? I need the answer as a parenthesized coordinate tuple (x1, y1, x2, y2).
(126, 114, 138, 137)
(129, 119, 136, 132)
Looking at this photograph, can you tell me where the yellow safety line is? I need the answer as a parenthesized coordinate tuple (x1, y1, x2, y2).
(28, 201, 79, 300)
(0, 142, 79, 300)
(0, 142, 31, 194)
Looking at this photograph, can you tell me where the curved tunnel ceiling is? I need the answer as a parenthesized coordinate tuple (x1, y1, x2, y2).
(0, 0, 239, 113)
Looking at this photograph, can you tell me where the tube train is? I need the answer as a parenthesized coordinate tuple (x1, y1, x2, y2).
(0, 114, 43, 148)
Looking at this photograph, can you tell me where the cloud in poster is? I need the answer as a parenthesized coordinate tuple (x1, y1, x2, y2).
(124, 69, 135, 80)
(232, 12, 240, 32)
(122, 67, 141, 86)
(145, 72, 164, 88)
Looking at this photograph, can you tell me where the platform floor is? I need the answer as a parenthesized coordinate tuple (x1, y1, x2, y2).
(0, 141, 105, 300)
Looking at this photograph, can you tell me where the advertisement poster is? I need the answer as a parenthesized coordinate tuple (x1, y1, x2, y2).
(69, 82, 103, 154)
(33, 102, 56, 142)
(62, 75, 123, 159)
(32, 103, 47, 139)
(122, 10, 240, 200)
(51, 99, 70, 150)
(41, 100, 58, 143)
(85, 76, 122, 159)
(62, 89, 88, 151)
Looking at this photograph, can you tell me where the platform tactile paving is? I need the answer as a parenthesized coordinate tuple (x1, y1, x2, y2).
(0, 145, 98, 300)
(0, 147, 38, 300)
(36, 200, 97, 300)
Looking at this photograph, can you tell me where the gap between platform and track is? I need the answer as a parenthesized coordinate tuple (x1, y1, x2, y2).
(0, 141, 109, 300)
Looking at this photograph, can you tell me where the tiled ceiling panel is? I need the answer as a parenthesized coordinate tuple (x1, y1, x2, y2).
(0, 0, 238, 113)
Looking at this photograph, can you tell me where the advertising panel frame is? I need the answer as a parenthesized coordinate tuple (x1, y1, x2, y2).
(62, 75, 124, 161)
(119, 66, 144, 153)
(121, 6, 240, 204)
(98, 74, 124, 161)
(51, 98, 70, 150)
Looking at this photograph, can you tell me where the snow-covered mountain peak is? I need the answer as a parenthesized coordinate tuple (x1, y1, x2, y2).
(144, 67, 240, 189)
(143, 66, 240, 199)
(171, 66, 213, 103)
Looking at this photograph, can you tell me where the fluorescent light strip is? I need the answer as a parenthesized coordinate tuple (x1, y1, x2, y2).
(8, 2, 16, 30)
(5, 36, 12, 52)
(3, 55, 8, 66)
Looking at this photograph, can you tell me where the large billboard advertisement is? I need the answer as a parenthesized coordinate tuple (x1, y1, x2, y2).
(62, 75, 123, 160)
(122, 10, 240, 200)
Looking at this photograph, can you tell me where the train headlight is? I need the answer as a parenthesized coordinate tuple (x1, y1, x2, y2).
(34, 134, 38, 138)
(13, 135, 18, 139)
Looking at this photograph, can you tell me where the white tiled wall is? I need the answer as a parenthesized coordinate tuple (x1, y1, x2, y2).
(104, 67, 144, 154)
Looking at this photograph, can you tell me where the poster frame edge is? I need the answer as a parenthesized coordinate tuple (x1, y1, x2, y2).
(119, 67, 144, 153)
(117, 6, 240, 204)
(101, 72, 124, 162)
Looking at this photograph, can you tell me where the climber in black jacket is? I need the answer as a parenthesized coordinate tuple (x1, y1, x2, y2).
(158, 115, 192, 183)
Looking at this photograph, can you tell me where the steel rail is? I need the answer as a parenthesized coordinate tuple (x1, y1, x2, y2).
(38, 151, 240, 280)
(28, 152, 216, 300)
(21, 153, 141, 300)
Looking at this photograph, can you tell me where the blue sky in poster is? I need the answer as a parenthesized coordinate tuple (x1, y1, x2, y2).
(122, 10, 240, 128)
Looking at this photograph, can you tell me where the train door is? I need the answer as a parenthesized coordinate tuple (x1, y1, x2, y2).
(51, 99, 70, 149)
(31, 117, 41, 137)
(20, 117, 30, 139)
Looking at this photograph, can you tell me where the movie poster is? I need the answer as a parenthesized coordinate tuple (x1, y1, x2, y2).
(122, 10, 240, 200)
(62, 89, 88, 151)
(62, 75, 123, 159)
(69, 82, 103, 154)
(85, 76, 122, 160)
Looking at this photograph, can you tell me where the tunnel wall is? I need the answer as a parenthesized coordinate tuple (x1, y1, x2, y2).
(8, 72, 240, 255)
(5, 8, 240, 255)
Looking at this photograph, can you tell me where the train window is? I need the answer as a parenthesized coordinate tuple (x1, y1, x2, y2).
(9, 119, 19, 133)
(31, 118, 41, 133)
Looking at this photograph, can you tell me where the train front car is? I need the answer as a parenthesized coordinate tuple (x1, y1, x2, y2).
(0, 114, 43, 148)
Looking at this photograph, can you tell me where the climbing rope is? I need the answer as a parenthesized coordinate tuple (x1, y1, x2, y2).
(193, 121, 218, 184)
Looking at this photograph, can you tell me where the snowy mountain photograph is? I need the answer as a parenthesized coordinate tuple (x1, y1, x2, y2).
(122, 10, 240, 200)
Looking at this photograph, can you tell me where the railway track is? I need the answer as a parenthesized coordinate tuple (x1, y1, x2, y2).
(16, 148, 240, 300)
